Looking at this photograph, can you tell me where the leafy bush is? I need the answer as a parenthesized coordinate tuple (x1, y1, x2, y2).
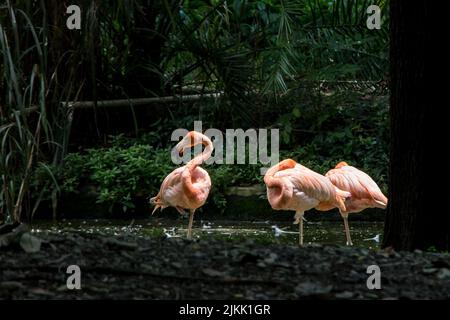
(55, 145, 173, 213)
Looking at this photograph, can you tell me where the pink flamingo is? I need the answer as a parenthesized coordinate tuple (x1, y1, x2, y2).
(324, 162, 388, 245)
(264, 159, 351, 245)
(150, 131, 213, 239)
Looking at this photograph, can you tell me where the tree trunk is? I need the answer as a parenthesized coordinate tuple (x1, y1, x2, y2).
(383, 1, 449, 251)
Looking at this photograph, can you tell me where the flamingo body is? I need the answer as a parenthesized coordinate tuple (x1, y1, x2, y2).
(325, 162, 387, 214)
(324, 161, 388, 245)
(152, 165, 211, 212)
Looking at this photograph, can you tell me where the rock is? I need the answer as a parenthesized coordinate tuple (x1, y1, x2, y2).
(0, 222, 29, 248)
(235, 252, 259, 264)
(364, 292, 379, 299)
(432, 258, 450, 269)
(263, 253, 278, 264)
(56, 285, 68, 291)
(335, 291, 354, 299)
(103, 238, 138, 250)
(29, 288, 53, 296)
(436, 268, 450, 280)
(19, 233, 42, 253)
(399, 290, 418, 299)
(202, 268, 227, 277)
(1, 281, 25, 290)
(89, 287, 109, 293)
(422, 267, 438, 274)
(342, 270, 364, 283)
(295, 282, 333, 296)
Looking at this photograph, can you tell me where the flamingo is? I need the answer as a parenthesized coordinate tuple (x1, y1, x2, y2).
(323, 161, 388, 246)
(150, 131, 213, 239)
(264, 159, 351, 245)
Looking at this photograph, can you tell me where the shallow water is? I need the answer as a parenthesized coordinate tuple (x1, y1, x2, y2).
(30, 218, 384, 250)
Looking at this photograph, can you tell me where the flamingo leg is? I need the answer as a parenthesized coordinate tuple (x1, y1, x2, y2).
(187, 209, 195, 239)
(176, 206, 189, 218)
(296, 211, 304, 246)
(343, 216, 353, 246)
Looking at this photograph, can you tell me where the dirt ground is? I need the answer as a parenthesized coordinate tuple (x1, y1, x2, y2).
(1, 231, 449, 299)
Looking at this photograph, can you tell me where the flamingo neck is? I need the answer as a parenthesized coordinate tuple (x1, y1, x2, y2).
(264, 159, 296, 208)
(182, 135, 213, 201)
(187, 137, 213, 170)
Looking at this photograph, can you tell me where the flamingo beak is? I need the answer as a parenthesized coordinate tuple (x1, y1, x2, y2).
(175, 139, 186, 157)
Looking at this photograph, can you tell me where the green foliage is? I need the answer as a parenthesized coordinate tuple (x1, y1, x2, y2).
(0, 3, 63, 223)
(56, 145, 173, 213)
(164, 0, 389, 97)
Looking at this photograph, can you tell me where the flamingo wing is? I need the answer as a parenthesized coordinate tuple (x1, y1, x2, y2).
(188, 166, 212, 205)
(326, 166, 387, 207)
(152, 165, 212, 213)
(151, 166, 185, 211)
(275, 165, 336, 204)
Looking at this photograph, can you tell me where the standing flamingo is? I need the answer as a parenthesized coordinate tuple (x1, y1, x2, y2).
(264, 159, 351, 245)
(150, 131, 213, 239)
(324, 162, 388, 246)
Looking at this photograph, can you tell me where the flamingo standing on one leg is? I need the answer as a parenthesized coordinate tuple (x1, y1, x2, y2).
(264, 159, 351, 245)
(150, 131, 213, 239)
(323, 161, 388, 246)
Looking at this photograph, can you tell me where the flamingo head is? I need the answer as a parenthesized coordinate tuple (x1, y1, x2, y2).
(335, 161, 349, 169)
(277, 159, 297, 171)
(175, 131, 212, 156)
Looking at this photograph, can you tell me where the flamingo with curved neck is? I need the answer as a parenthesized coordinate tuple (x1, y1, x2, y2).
(150, 131, 213, 239)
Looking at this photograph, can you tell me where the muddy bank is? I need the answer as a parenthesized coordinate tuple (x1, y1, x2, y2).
(1, 231, 449, 299)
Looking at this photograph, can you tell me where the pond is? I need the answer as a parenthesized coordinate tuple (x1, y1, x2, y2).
(30, 218, 384, 250)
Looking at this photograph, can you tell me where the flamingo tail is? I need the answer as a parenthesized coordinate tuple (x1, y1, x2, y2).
(150, 195, 163, 214)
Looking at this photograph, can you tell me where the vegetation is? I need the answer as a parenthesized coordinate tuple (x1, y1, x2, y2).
(1, 0, 389, 222)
